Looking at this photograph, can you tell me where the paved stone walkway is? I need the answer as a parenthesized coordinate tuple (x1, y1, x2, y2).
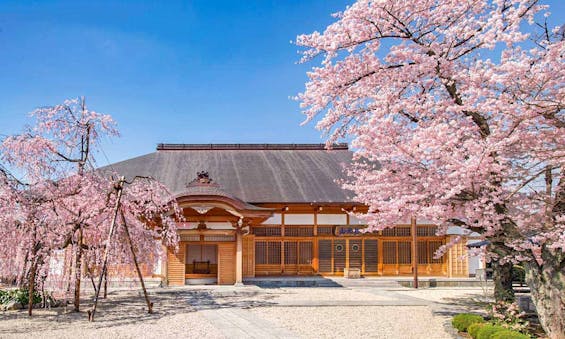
(199, 308, 298, 339)
(188, 282, 434, 338)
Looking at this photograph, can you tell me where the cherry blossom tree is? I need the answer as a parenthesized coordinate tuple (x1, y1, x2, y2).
(297, 1, 564, 336)
(0, 98, 179, 315)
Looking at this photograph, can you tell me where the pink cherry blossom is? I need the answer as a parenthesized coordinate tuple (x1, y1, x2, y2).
(297, 1, 563, 336)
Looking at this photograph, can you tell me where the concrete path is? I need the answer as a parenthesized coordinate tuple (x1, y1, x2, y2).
(198, 308, 298, 339)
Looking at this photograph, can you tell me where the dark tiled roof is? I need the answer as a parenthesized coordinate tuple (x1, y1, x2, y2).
(102, 144, 354, 203)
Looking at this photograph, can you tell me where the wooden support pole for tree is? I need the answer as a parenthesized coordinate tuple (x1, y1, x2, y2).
(86, 265, 97, 295)
(103, 271, 108, 299)
(411, 216, 419, 289)
(120, 211, 153, 314)
(88, 177, 124, 322)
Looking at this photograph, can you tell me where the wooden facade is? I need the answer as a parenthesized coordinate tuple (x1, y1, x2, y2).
(165, 203, 469, 286)
(105, 143, 473, 286)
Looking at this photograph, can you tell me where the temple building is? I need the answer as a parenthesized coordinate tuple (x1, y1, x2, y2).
(108, 143, 475, 285)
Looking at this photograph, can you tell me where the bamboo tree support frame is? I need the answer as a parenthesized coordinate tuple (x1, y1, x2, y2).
(120, 210, 153, 314)
(88, 177, 124, 322)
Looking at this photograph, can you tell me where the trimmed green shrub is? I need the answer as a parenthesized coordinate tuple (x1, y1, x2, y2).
(491, 330, 530, 339)
(468, 322, 486, 338)
(477, 324, 507, 339)
(452, 313, 486, 332)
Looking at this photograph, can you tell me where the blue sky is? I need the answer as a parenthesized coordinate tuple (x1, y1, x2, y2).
(1, 1, 563, 166)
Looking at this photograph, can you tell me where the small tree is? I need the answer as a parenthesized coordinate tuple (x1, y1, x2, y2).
(0, 98, 179, 315)
(297, 1, 564, 337)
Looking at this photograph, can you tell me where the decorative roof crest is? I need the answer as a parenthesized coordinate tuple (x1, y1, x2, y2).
(187, 171, 218, 187)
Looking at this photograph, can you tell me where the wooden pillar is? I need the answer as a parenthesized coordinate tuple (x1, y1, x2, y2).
(281, 212, 285, 274)
(361, 239, 365, 274)
(235, 231, 243, 285)
(411, 217, 419, 288)
(345, 239, 350, 271)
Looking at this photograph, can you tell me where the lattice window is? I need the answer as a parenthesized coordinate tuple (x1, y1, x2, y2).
(317, 226, 334, 235)
(253, 226, 282, 237)
(364, 240, 378, 272)
(284, 242, 298, 264)
(417, 240, 445, 264)
(255, 242, 267, 264)
(267, 241, 281, 264)
(284, 241, 313, 265)
(333, 240, 346, 272)
(429, 240, 444, 264)
(203, 235, 235, 242)
(255, 241, 281, 264)
(383, 241, 397, 264)
(417, 226, 438, 237)
(349, 239, 362, 269)
(398, 241, 412, 264)
(318, 240, 332, 272)
(299, 242, 313, 265)
(382, 226, 411, 237)
(180, 235, 200, 242)
(418, 241, 429, 264)
(285, 226, 314, 237)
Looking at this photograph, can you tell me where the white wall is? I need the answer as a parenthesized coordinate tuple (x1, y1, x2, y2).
(317, 214, 347, 225)
(284, 214, 315, 225)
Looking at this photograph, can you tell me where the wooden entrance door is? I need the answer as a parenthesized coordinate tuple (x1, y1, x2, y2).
(185, 244, 218, 278)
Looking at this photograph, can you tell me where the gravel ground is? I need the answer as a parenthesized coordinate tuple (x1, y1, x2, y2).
(0, 311, 224, 339)
(0, 289, 225, 339)
(269, 287, 396, 302)
(251, 306, 451, 339)
(249, 287, 488, 339)
(0, 285, 490, 339)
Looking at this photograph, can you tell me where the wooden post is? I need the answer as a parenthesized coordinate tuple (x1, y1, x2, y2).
(89, 177, 124, 322)
(120, 211, 153, 313)
(411, 216, 419, 289)
(86, 265, 97, 294)
(235, 229, 243, 285)
(103, 272, 108, 299)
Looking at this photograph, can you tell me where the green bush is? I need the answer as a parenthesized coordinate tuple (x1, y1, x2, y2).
(468, 323, 486, 338)
(0, 288, 41, 306)
(477, 324, 507, 339)
(491, 330, 530, 339)
(452, 313, 485, 332)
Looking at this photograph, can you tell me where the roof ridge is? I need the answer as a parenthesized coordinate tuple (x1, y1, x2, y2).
(156, 143, 348, 151)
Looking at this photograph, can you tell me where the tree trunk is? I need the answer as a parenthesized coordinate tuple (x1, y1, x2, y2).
(492, 260, 515, 302)
(73, 226, 83, 312)
(27, 262, 36, 317)
(525, 260, 565, 339)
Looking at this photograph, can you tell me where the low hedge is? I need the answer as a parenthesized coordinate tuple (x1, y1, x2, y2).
(477, 324, 508, 339)
(468, 322, 486, 338)
(491, 330, 530, 339)
(452, 313, 486, 332)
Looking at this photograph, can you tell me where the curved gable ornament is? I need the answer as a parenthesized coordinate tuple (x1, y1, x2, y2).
(174, 171, 274, 221)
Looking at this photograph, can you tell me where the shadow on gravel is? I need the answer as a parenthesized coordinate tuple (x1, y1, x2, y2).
(0, 287, 275, 336)
(182, 289, 277, 310)
(432, 295, 490, 317)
